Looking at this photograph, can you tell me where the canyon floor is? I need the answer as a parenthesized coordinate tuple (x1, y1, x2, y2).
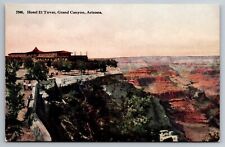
(117, 56, 220, 141)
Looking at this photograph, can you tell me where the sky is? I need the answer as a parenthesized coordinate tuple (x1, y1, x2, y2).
(5, 4, 219, 58)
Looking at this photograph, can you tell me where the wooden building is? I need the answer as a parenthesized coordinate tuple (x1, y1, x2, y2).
(7, 47, 88, 62)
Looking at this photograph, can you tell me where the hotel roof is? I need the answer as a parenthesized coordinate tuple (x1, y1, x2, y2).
(8, 47, 72, 55)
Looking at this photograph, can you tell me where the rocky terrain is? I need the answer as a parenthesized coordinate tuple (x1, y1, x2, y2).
(39, 74, 185, 142)
(116, 56, 220, 142)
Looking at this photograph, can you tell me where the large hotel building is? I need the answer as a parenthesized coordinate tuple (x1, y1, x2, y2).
(7, 47, 88, 61)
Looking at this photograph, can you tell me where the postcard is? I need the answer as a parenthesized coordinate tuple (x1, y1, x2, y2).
(5, 4, 220, 142)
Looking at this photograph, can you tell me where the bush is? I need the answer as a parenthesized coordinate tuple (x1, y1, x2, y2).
(52, 59, 73, 72)
(24, 57, 34, 69)
(26, 61, 49, 81)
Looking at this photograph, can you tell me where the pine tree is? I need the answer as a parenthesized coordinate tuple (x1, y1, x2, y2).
(5, 60, 24, 141)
